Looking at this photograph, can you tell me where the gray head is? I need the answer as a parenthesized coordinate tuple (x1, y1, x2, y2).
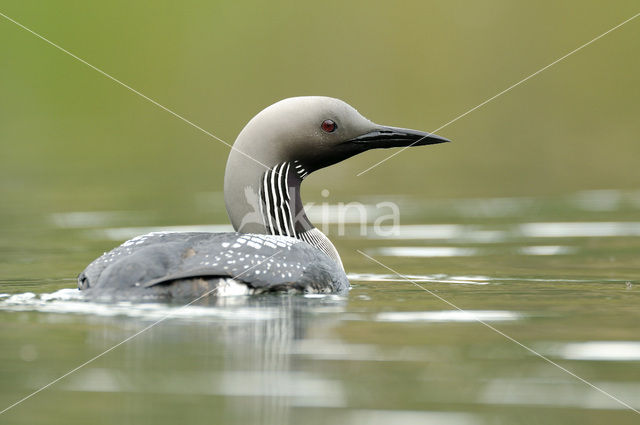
(226, 97, 448, 175)
(224, 97, 449, 265)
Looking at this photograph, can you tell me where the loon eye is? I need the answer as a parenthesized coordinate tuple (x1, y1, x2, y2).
(321, 119, 337, 133)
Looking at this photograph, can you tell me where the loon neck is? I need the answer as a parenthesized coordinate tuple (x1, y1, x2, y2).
(259, 160, 312, 237)
(224, 160, 343, 268)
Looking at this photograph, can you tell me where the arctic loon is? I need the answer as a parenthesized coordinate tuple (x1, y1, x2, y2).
(78, 97, 449, 298)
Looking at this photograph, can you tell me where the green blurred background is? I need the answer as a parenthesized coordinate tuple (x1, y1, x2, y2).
(1, 0, 638, 219)
(1, 4, 640, 424)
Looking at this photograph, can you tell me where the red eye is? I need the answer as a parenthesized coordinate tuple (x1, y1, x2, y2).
(321, 119, 337, 133)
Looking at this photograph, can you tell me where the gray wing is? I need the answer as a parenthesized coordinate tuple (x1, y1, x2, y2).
(78, 232, 349, 297)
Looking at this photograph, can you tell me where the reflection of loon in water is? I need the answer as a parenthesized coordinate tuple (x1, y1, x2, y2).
(61, 295, 348, 425)
(219, 296, 345, 425)
(78, 97, 449, 298)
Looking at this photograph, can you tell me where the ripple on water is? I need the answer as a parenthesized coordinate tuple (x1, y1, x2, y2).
(518, 245, 576, 256)
(366, 221, 640, 244)
(518, 222, 640, 238)
(366, 224, 508, 243)
(376, 310, 523, 323)
(373, 246, 478, 258)
(480, 377, 640, 410)
(57, 368, 345, 408)
(344, 410, 482, 425)
(347, 273, 490, 285)
(0, 289, 281, 321)
(541, 341, 640, 361)
(369, 244, 578, 258)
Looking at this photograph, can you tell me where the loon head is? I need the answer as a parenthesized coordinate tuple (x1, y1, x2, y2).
(224, 96, 450, 266)
(228, 96, 449, 175)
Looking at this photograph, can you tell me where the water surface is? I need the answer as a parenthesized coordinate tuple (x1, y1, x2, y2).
(1, 190, 639, 425)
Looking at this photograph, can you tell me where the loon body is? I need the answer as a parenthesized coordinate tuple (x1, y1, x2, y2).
(79, 97, 449, 298)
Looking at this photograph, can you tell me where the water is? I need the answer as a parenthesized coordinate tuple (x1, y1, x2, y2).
(2, 1, 639, 422)
(1, 190, 639, 424)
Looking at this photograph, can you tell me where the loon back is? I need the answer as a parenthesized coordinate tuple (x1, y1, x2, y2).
(79, 232, 348, 298)
(79, 96, 449, 298)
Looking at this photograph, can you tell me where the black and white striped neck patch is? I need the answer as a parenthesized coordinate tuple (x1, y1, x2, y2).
(258, 162, 344, 270)
(260, 162, 297, 238)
